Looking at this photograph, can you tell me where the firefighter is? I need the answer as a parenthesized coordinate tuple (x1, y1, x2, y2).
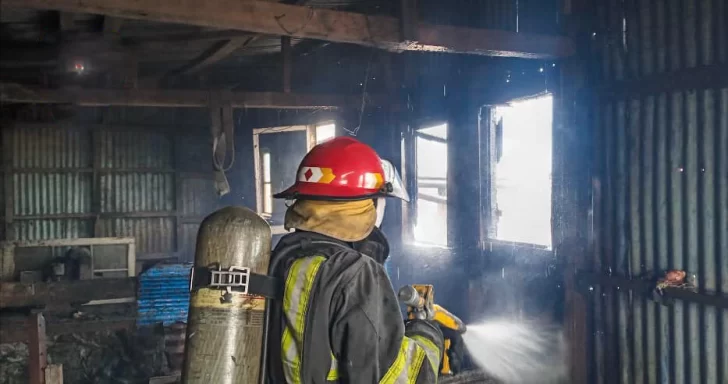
(265, 136, 445, 383)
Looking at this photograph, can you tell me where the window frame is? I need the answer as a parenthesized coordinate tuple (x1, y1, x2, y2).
(261, 149, 273, 216)
(252, 122, 336, 234)
(483, 93, 554, 249)
(408, 123, 449, 248)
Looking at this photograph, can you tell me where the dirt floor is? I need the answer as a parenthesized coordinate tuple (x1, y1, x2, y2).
(0, 326, 169, 384)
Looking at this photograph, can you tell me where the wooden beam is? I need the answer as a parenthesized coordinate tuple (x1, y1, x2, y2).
(0, 85, 388, 109)
(59, 12, 75, 31)
(103, 16, 124, 35)
(1, 0, 574, 58)
(0, 84, 388, 109)
(149, 36, 257, 86)
(1, 316, 135, 343)
(0, 278, 137, 309)
(177, 37, 254, 75)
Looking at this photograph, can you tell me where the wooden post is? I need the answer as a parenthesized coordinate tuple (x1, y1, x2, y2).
(252, 132, 262, 215)
(28, 313, 48, 384)
(2, 125, 13, 240)
(558, 0, 592, 382)
(399, 0, 418, 41)
(281, 36, 292, 93)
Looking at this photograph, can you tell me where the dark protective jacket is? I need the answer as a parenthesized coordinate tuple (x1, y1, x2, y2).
(266, 228, 445, 384)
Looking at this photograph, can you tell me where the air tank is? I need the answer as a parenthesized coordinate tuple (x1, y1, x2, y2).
(182, 207, 271, 384)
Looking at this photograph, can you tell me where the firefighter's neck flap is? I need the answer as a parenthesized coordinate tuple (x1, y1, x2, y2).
(283, 199, 376, 242)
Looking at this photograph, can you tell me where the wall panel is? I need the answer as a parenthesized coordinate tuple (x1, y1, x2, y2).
(0, 116, 218, 268)
(588, 0, 728, 380)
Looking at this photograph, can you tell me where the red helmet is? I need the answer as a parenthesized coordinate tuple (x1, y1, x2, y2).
(274, 136, 409, 201)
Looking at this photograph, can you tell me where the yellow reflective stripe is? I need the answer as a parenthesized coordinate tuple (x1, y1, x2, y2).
(281, 256, 327, 384)
(282, 328, 298, 382)
(379, 337, 428, 384)
(410, 335, 441, 375)
(327, 353, 339, 381)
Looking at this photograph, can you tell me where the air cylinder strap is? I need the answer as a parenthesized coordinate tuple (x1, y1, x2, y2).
(190, 266, 281, 300)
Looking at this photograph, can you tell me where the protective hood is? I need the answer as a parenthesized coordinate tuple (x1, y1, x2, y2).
(352, 226, 390, 265)
(375, 197, 386, 228)
(283, 199, 376, 242)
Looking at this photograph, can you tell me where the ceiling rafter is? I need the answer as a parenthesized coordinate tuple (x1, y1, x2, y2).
(1, 0, 575, 59)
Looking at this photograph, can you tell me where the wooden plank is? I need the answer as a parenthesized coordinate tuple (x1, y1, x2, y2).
(103, 16, 124, 35)
(178, 37, 253, 75)
(149, 375, 180, 384)
(252, 125, 309, 134)
(9, 167, 175, 173)
(0, 278, 137, 309)
(28, 313, 48, 384)
(0, 85, 383, 109)
(11, 212, 204, 220)
(135, 252, 179, 261)
(11, 211, 177, 220)
(579, 272, 728, 310)
(59, 12, 75, 31)
(1, 0, 574, 58)
(2, 236, 134, 248)
(44, 365, 63, 384)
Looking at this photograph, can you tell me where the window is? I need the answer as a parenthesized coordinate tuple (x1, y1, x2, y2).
(413, 123, 448, 246)
(315, 123, 336, 144)
(253, 125, 310, 223)
(492, 94, 553, 248)
(262, 150, 272, 216)
(253, 123, 335, 234)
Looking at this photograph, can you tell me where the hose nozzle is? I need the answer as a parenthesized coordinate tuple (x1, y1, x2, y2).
(397, 285, 420, 307)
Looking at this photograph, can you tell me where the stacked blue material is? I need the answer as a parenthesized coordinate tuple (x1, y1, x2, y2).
(137, 263, 193, 327)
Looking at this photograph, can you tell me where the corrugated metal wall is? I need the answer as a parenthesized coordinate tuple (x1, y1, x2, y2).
(589, 0, 728, 383)
(8, 124, 95, 240)
(0, 111, 219, 268)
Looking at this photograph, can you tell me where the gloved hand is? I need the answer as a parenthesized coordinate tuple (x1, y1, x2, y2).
(439, 326, 465, 375)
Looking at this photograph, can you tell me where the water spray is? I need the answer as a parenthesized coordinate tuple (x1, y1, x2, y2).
(460, 318, 567, 384)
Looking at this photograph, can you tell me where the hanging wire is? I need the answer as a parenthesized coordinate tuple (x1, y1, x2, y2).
(341, 49, 375, 137)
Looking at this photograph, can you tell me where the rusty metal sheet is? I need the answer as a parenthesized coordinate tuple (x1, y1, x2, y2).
(588, 0, 728, 382)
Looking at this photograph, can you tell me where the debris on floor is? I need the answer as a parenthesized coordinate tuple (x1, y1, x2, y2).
(0, 325, 170, 384)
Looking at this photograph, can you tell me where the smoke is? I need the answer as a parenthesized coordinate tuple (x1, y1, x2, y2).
(462, 318, 567, 384)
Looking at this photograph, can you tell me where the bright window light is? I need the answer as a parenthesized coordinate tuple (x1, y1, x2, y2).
(316, 124, 336, 144)
(414, 123, 448, 247)
(262, 151, 272, 215)
(493, 94, 553, 248)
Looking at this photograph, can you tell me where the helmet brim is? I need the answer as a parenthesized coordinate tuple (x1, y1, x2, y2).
(273, 185, 379, 201)
(274, 159, 410, 203)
